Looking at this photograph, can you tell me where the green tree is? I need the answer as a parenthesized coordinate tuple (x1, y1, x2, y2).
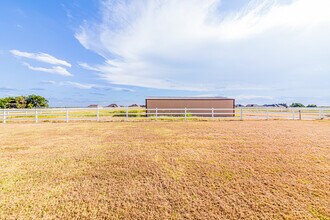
(0, 95, 49, 109)
(0, 99, 6, 108)
(307, 104, 317, 108)
(15, 96, 27, 109)
(290, 103, 305, 108)
(0, 97, 16, 108)
(26, 95, 49, 108)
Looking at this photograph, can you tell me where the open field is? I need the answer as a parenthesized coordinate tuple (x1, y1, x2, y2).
(0, 121, 329, 219)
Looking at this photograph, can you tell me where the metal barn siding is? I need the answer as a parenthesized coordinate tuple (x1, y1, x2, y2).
(146, 97, 235, 117)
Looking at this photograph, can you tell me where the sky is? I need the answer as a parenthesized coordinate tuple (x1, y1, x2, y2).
(0, 0, 329, 107)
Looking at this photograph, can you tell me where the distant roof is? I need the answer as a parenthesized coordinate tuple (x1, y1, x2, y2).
(146, 96, 233, 100)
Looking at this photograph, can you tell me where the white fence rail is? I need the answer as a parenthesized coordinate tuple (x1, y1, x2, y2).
(0, 107, 329, 123)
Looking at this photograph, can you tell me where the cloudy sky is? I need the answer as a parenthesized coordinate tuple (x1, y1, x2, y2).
(0, 0, 329, 107)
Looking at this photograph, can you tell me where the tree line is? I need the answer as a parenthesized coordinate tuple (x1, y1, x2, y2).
(0, 95, 49, 109)
(290, 103, 317, 108)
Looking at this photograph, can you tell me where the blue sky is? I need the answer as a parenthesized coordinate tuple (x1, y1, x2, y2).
(0, 0, 329, 107)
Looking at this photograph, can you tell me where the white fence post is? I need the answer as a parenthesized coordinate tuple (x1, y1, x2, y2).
(292, 109, 295, 120)
(3, 109, 6, 124)
(126, 107, 128, 122)
(155, 108, 158, 121)
(319, 109, 322, 119)
(66, 109, 69, 123)
(96, 108, 100, 122)
(35, 109, 38, 123)
(212, 108, 214, 121)
(266, 108, 269, 120)
(184, 108, 187, 121)
(240, 108, 243, 121)
(299, 110, 302, 120)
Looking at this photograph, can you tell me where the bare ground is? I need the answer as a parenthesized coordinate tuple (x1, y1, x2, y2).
(0, 121, 329, 219)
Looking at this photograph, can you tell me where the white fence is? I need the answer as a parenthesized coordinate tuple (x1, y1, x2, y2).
(0, 107, 329, 123)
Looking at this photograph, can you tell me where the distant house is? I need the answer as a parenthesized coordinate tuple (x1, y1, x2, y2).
(278, 103, 288, 108)
(263, 104, 277, 107)
(107, 104, 118, 108)
(263, 104, 288, 108)
(235, 104, 244, 107)
(129, 104, 140, 107)
(246, 104, 260, 107)
(88, 104, 102, 108)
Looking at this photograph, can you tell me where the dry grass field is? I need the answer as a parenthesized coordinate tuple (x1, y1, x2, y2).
(0, 121, 329, 219)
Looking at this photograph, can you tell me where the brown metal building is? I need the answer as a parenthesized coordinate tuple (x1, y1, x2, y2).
(146, 97, 235, 117)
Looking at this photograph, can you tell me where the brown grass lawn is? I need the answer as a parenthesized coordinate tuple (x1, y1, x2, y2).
(0, 121, 329, 219)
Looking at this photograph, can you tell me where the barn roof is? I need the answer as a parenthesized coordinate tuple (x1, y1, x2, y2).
(146, 96, 233, 100)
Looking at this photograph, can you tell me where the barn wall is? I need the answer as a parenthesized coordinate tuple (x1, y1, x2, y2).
(146, 99, 235, 117)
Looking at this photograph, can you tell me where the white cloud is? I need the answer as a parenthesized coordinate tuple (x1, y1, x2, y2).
(78, 62, 100, 71)
(40, 80, 57, 85)
(105, 87, 135, 92)
(0, 87, 17, 92)
(23, 63, 73, 76)
(59, 81, 135, 92)
(75, 0, 330, 99)
(10, 50, 71, 67)
(60, 81, 97, 89)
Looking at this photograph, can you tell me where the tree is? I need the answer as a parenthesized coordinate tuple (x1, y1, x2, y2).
(0, 97, 16, 108)
(0, 95, 49, 109)
(290, 103, 305, 108)
(307, 104, 317, 108)
(26, 95, 49, 108)
(15, 96, 27, 109)
(0, 99, 6, 108)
